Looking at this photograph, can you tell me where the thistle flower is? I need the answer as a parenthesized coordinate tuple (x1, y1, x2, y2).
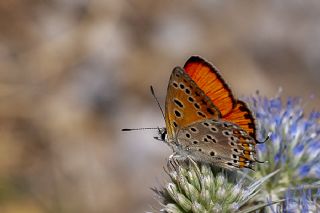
(246, 92, 320, 199)
(153, 158, 277, 213)
(284, 187, 320, 212)
(268, 184, 320, 212)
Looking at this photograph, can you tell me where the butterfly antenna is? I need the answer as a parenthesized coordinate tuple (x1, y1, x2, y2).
(150, 85, 165, 120)
(121, 127, 159, 131)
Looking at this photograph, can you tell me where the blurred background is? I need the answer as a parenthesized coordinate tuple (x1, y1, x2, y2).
(1, 1, 320, 212)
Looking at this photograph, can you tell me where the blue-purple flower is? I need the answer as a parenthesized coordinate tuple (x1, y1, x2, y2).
(246, 92, 320, 199)
(153, 92, 320, 212)
(270, 184, 320, 212)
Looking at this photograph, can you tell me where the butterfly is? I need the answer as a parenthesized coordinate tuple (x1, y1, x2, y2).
(161, 56, 262, 170)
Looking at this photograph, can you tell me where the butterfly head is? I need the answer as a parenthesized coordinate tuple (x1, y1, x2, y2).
(154, 127, 167, 142)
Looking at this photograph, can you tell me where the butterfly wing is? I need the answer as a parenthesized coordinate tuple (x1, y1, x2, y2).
(223, 100, 256, 139)
(184, 56, 257, 139)
(176, 119, 256, 170)
(165, 67, 221, 140)
(183, 56, 236, 116)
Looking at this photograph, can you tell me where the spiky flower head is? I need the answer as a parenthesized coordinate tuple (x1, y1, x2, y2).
(285, 186, 320, 212)
(154, 158, 277, 213)
(268, 184, 320, 212)
(246, 92, 320, 200)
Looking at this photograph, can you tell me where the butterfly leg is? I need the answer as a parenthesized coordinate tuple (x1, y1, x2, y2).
(167, 153, 178, 169)
(168, 152, 176, 161)
(167, 152, 189, 168)
(168, 152, 187, 161)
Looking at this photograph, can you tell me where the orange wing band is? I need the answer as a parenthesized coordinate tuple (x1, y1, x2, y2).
(184, 56, 235, 116)
(224, 100, 256, 139)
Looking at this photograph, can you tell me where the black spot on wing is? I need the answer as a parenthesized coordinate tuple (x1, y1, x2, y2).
(174, 99, 184, 108)
(174, 110, 181, 118)
(207, 108, 215, 115)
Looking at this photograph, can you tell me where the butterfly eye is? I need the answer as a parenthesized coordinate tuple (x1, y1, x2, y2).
(159, 128, 167, 141)
(210, 151, 215, 156)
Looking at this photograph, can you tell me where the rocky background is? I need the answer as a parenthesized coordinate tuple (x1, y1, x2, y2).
(1, 1, 320, 213)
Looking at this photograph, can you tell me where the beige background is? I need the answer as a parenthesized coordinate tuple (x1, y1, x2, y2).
(1, 1, 320, 213)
